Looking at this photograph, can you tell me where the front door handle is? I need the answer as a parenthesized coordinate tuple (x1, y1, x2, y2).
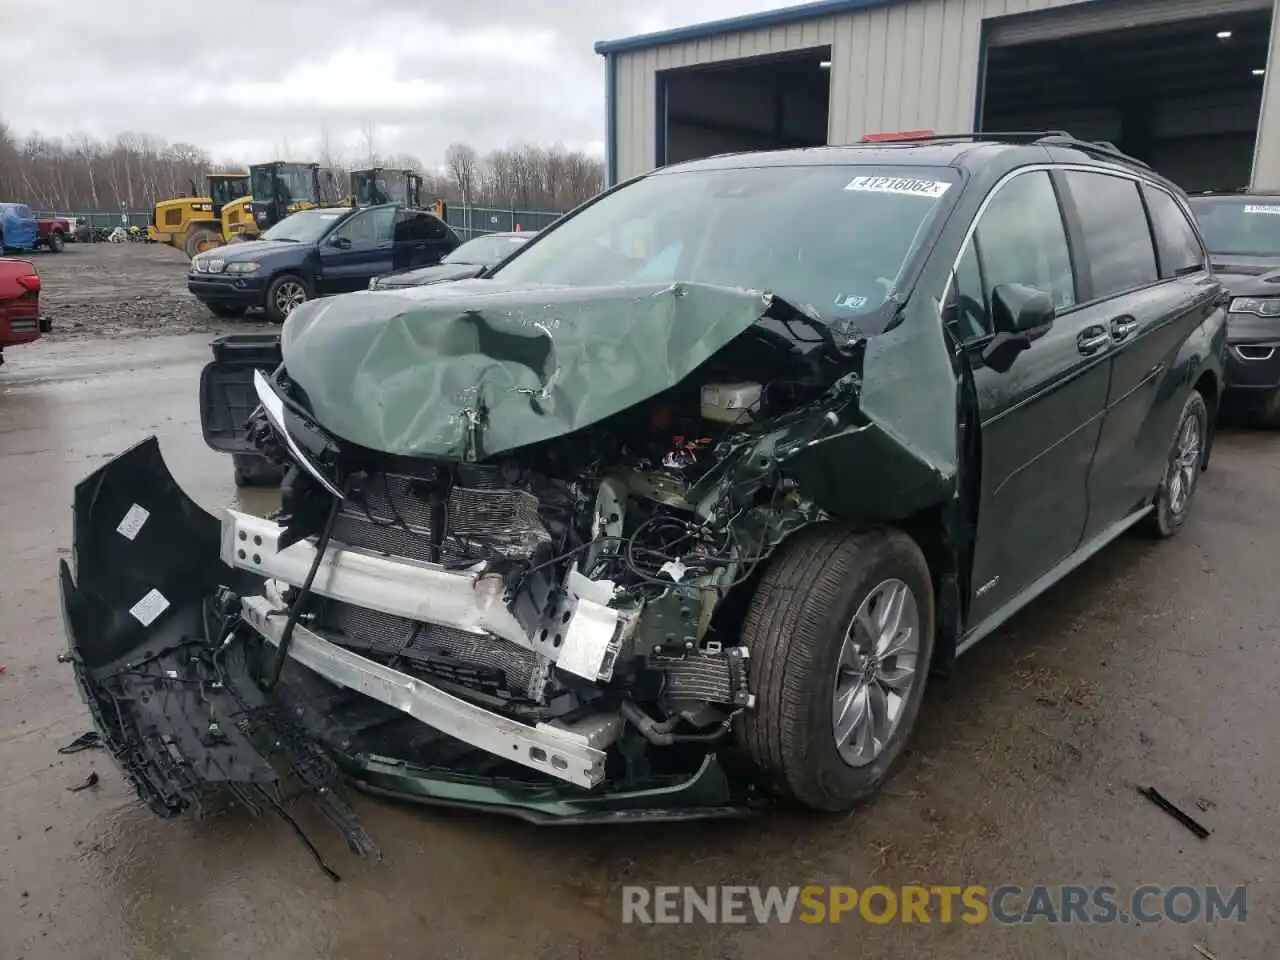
(1111, 315, 1138, 341)
(1077, 326, 1111, 355)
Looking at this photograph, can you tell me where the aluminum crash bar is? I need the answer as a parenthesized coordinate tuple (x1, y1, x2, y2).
(239, 594, 609, 788)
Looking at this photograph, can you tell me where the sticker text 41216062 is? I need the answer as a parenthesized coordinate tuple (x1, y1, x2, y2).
(845, 176, 952, 198)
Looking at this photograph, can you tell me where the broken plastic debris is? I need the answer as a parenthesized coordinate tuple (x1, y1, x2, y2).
(57, 731, 103, 755)
(67, 772, 100, 793)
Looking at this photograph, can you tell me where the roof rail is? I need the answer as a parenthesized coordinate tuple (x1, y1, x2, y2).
(853, 130, 1153, 171)
(857, 131, 1073, 145)
(1033, 134, 1151, 170)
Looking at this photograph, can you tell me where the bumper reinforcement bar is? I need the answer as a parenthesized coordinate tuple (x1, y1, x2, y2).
(239, 594, 608, 789)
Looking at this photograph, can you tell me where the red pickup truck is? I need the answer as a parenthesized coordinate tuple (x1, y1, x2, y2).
(0, 257, 47, 366)
(36, 216, 71, 252)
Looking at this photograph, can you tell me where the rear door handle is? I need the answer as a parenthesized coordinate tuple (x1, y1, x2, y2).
(1110, 315, 1138, 341)
(1077, 326, 1111, 355)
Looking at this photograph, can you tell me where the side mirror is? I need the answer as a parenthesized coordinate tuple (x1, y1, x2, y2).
(982, 283, 1055, 373)
(991, 283, 1055, 336)
(329, 235, 351, 249)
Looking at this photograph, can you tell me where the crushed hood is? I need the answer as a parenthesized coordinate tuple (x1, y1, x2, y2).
(280, 279, 773, 460)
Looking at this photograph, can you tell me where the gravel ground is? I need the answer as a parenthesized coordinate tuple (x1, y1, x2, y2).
(32, 240, 275, 340)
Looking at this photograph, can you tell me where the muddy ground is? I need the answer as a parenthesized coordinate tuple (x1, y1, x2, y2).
(30, 240, 276, 339)
(0, 244, 1276, 959)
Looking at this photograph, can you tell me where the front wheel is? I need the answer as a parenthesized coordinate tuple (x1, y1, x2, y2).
(47, 231, 65, 253)
(264, 274, 310, 323)
(1141, 389, 1207, 539)
(738, 525, 935, 812)
(185, 227, 222, 259)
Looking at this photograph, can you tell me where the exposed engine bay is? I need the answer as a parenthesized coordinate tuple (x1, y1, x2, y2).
(251, 310, 841, 773)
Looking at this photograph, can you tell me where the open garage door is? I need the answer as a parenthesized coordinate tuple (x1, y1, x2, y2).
(658, 48, 830, 167)
(981, 0, 1273, 191)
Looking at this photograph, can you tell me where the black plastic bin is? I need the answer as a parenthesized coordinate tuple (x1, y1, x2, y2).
(199, 333, 286, 487)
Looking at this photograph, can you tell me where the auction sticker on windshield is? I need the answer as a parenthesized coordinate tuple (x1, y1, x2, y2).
(845, 176, 952, 198)
(1244, 204, 1280, 215)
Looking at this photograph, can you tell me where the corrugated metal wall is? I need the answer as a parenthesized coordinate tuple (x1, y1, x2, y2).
(609, 0, 1258, 183)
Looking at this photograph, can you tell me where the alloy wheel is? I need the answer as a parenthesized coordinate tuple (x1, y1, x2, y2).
(274, 281, 307, 316)
(1167, 413, 1202, 516)
(832, 578, 921, 767)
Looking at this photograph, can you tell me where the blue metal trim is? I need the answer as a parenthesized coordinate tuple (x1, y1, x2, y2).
(605, 53, 618, 186)
(594, 0, 900, 55)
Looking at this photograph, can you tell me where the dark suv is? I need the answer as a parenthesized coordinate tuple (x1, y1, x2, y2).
(1188, 191, 1280, 422)
(188, 203, 460, 322)
(61, 133, 1225, 835)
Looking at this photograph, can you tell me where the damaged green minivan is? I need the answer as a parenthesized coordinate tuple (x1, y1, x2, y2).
(60, 134, 1226, 848)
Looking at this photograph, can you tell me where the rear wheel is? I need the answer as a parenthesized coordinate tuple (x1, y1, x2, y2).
(739, 525, 935, 811)
(47, 231, 64, 253)
(1141, 389, 1207, 538)
(185, 227, 222, 259)
(264, 274, 310, 323)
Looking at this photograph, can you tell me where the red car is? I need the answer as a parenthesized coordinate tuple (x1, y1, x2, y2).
(0, 257, 47, 366)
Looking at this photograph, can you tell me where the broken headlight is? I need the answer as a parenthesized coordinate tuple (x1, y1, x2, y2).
(252, 368, 343, 496)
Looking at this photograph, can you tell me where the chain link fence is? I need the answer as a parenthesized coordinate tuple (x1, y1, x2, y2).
(35, 210, 153, 242)
(444, 205, 563, 240)
(37, 203, 568, 243)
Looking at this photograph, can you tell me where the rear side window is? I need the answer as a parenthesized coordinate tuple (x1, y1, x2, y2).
(1064, 171, 1158, 298)
(394, 211, 449, 242)
(1142, 186, 1206, 278)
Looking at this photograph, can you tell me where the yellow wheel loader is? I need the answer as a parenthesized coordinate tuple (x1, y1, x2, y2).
(146, 173, 250, 257)
(236, 162, 324, 239)
(343, 167, 448, 219)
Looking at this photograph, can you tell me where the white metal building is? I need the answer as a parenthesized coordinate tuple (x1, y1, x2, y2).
(595, 0, 1280, 192)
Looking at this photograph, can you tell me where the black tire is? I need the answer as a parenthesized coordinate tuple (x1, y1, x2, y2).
(738, 525, 936, 811)
(264, 273, 310, 324)
(205, 302, 246, 319)
(1140, 389, 1208, 539)
(47, 230, 65, 253)
(185, 227, 222, 259)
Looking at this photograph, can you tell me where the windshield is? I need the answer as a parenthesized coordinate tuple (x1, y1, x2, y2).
(261, 208, 349, 243)
(251, 166, 316, 204)
(1189, 197, 1280, 257)
(209, 177, 249, 205)
(443, 233, 532, 266)
(489, 164, 959, 328)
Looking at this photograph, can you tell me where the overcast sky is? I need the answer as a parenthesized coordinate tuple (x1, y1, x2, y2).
(0, 0, 795, 168)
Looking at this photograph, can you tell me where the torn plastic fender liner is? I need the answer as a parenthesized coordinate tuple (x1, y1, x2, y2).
(58, 436, 288, 816)
(59, 436, 377, 858)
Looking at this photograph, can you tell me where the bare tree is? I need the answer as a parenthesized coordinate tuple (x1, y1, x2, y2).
(445, 141, 480, 205)
(358, 119, 378, 167)
(0, 116, 604, 216)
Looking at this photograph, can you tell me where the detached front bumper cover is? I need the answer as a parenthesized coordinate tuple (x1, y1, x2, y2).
(59, 437, 755, 840)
